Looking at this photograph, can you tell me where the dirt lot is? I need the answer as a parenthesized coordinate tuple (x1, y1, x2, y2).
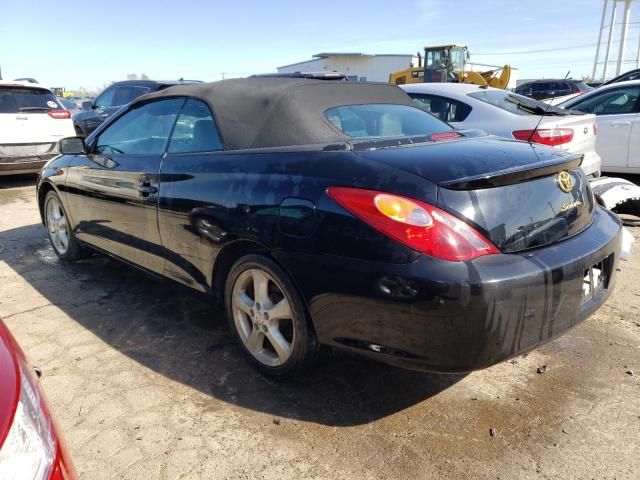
(0, 176, 639, 480)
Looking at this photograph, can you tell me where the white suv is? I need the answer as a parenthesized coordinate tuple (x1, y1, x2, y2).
(0, 81, 75, 176)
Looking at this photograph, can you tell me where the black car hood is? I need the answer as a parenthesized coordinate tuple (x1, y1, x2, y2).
(356, 136, 579, 188)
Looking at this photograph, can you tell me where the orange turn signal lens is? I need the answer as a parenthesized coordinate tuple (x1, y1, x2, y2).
(373, 194, 433, 227)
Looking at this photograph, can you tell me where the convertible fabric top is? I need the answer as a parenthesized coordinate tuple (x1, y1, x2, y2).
(135, 77, 417, 150)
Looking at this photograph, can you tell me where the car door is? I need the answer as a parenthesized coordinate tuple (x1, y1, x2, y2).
(628, 112, 640, 169)
(65, 97, 185, 273)
(567, 85, 640, 170)
(156, 98, 225, 291)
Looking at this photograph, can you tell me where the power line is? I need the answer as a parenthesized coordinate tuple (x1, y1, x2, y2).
(475, 35, 640, 56)
(474, 43, 597, 55)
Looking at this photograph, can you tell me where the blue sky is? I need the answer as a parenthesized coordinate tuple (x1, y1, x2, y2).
(0, 0, 617, 91)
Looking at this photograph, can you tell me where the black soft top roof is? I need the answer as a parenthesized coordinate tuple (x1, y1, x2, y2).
(136, 77, 416, 150)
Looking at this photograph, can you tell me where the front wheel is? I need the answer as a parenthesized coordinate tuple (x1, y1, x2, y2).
(44, 190, 85, 261)
(225, 254, 318, 377)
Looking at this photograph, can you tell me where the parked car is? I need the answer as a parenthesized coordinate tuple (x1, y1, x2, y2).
(72, 79, 201, 137)
(402, 83, 602, 177)
(514, 79, 592, 101)
(558, 80, 640, 174)
(0, 81, 75, 176)
(38, 77, 623, 377)
(0, 318, 77, 479)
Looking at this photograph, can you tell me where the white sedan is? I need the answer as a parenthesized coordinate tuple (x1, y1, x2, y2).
(558, 80, 640, 174)
(401, 83, 602, 178)
(0, 81, 75, 176)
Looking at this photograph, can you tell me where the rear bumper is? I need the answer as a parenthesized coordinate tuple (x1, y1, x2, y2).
(0, 157, 55, 175)
(0, 143, 58, 176)
(274, 206, 622, 372)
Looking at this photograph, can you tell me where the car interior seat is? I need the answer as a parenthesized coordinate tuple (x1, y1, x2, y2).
(428, 98, 448, 120)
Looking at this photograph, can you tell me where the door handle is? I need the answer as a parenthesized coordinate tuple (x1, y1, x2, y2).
(137, 184, 158, 195)
(610, 121, 631, 127)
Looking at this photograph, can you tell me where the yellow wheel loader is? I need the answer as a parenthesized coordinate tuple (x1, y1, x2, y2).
(389, 45, 511, 89)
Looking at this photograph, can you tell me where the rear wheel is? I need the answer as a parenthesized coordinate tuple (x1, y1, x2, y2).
(225, 254, 318, 377)
(44, 191, 85, 261)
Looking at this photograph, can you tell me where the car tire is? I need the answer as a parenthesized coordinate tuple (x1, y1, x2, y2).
(43, 190, 85, 261)
(225, 254, 318, 377)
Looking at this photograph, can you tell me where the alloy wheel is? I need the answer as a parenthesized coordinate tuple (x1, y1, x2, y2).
(45, 196, 69, 255)
(231, 268, 295, 367)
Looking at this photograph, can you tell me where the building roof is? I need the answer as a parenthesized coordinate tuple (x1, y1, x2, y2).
(277, 52, 414, 70)
(137, 76, 415, 150)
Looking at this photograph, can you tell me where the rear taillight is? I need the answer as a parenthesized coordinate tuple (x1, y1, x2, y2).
(326, 187, 499, 261)
(0, 361, 57, 480)
(593, 123, 597, 135)
(47, 110, 70, 120)
(512, 128, 574, 147)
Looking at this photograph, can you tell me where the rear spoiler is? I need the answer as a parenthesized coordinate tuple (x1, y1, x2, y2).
(439, 154, 583, 190)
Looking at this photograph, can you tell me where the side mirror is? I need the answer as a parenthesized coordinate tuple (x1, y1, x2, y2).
(59, 137, 86, 155)
(81, 101, 92, 110)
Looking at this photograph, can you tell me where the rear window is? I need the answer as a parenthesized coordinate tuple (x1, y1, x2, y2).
(325, 104, 452, 139)
(468, 90, 561, 116)
(0, 87, 62, 113)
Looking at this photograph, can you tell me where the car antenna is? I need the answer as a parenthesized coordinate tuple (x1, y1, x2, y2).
(527, 70, 570, 143)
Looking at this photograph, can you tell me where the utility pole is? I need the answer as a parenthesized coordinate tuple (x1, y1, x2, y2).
(594, 0, 640, 81)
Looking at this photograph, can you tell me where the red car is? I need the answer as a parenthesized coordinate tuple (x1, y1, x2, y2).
(0, 319, 76, 479)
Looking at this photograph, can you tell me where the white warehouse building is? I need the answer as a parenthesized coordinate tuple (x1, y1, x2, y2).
(277, 52, 417, 82)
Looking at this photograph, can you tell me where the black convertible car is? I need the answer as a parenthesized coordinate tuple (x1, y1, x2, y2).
(37, 77, 622, 377)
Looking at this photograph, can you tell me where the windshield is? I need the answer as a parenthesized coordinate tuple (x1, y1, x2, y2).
(468, 89, 573, 116)
(449, 48, 465, 71)
(325, 104, 453, 140)
(0, 87, 62, 113)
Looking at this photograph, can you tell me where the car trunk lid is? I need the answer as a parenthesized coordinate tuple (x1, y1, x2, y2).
(358, 136, 596, 253)
(537, 113, 597, 156)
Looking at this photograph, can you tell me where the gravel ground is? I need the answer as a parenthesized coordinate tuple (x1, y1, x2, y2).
(1, 176, 639, 480)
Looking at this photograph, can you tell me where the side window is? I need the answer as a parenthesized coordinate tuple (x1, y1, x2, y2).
(112, 86, 151, 107)
(167, 99, 223, 153)
(515, 83, 533, 96)
(570, 86, 640, 115)
(410, 94, 472, 122)
(94, 87, 117, 108)
(532, 83, 549, 94)
(94, 98, 184, 155)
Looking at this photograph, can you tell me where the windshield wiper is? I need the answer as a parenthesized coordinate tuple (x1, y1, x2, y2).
(18, 106, 52, 112)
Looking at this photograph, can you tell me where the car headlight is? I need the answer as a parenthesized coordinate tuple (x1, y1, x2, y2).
(0, 361, 56, 480)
